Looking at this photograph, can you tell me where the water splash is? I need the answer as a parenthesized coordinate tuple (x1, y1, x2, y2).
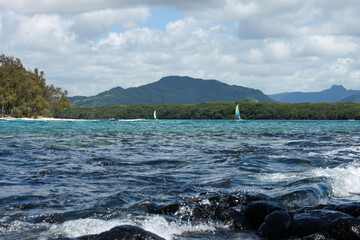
(44, 215, 218, 240)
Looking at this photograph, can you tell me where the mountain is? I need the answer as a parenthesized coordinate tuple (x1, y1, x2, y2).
(70, 76, 274, 106)
(269, 85, 360, 103)
(338, 94, 360, 103)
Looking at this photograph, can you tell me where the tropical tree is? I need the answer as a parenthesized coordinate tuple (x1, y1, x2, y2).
(0, 54, 71, 117)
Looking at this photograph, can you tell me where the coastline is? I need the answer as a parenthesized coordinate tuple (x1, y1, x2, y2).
(0, 116, 82, 121)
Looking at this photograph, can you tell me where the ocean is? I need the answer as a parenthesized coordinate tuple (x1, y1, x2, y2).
(0, 119, 359, 239)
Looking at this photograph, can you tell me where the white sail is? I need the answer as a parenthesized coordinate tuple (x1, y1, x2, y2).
(153, 110, 157, 120)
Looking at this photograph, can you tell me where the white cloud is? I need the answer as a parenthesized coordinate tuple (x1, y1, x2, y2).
(1, 0, 360, 97)
(0, 0, 222, 15)
(301, 35, 358, 57)
(0, 15, 2, 37)
(10, 14, 74, 53)
(72, 8, 150, 39)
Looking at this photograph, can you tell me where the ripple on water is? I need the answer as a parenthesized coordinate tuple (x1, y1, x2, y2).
(1, 120, 360, 239)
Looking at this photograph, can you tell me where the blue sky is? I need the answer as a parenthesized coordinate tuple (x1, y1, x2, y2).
(0, 0, 359, 96)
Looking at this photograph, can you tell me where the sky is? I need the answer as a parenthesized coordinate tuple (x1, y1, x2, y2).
(0, 0, 360, 96)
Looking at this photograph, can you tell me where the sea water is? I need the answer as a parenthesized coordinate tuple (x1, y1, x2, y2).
(0, 119, 359, 239)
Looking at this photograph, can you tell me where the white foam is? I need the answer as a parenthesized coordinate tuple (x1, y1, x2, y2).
(44, 215, 217, 240)
(259, 160, 360, 200)
(0, 220, 49, 236)
(312, 161, 360, 198)
(320, 146, 360, 160)
(117, 119, 145, 122)
(3, 117, 95, 122)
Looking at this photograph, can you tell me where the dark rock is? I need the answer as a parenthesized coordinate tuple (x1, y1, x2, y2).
(76, 225, 165, 240)
(300, 233, 326, 240)
(332, 202, 360, 218)
(227, 194, 247, 207)
(214, 205, 252, 230)
(207, 194, 223, 204)
(186, 203, 252, 230)
(244, 200, 283, 229)
(245, 192, 274, 204)
(146, 203, 181, 215)
(291, 210, 353, 238)
(191, 204, 218, 219)
(328, 217, 360, 240)
(257, 210, 292, 239)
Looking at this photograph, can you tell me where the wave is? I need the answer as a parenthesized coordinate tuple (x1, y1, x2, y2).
(43, 215, 218, 240)
(312, 161, 360, 198)
(116, 119, 145, 122)
(259, 160, 360, 200)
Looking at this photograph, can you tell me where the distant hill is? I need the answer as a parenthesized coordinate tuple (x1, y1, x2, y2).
(269, 85, 360, 103)
(70, 76, 274, 106)
(338, 94, 360, 103)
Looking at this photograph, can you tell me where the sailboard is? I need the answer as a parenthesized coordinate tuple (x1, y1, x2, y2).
(235, 104, 242, 120)
(153, 110, 157, 120)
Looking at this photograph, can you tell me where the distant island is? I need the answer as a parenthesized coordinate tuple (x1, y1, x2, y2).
(269, 85, 360, 103)
(0, 54, 71, 118)
(58, 99, 360, 120)
(69, 76, 274, 106)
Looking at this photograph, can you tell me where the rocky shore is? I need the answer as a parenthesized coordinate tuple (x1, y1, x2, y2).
(54, 191, 360, 240)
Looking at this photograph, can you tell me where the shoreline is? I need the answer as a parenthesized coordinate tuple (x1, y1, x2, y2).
(0, 116, 83, 121)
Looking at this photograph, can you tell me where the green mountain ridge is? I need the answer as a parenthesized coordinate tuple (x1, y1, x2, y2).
(269, 85, 360, 103)
(338, 94, 360, 103)
(69, 76, 274, 106)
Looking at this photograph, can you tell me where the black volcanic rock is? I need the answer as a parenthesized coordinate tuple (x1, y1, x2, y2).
(300, 233, 326, 240)
(244, 201, 283, 229)
(257, 210, 292, 239)
(78, 225, 164, 240)
(145, 203, 182, 215)
(69, 76, 274, 106)
(54, 225, 165, 240)
(290, 210, 354, 238)
(54, 193, 360, 240)
(328, 217, 360, 239)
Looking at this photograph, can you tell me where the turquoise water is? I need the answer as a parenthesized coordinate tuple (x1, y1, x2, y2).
(0, 119, 359, 239)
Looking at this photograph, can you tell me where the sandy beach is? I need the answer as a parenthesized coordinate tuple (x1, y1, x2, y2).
(0, 116, 83, 121)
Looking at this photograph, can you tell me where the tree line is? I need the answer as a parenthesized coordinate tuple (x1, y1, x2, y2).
(58, 99, 360, 120)
(0, 54, 71, 118)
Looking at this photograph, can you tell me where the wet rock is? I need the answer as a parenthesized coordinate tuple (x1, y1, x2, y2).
(207, 193, 247, 207)
(244, 192, 275, 204)
(331, 202, 360, 218)
(146, 203, 182, 215)
(328, 217, 360, 240)
(291, 210, 353, 238)
(214, 205, 252, 230)
(300, 233, 326, 240)
(76, 225, 165, 240)
(257, 210, 292, 239)
(185, 203, 252, 230)
(227, 194, 246, 207)
(244, 200, 283, 229)
(191, 204, 218, 219)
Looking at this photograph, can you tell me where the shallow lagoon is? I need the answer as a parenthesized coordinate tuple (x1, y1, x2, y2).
(0, 120, 359, 239)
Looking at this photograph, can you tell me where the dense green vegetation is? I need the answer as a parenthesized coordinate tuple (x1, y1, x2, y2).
(0, 54, 71, 118)
(58, 99, 360, 120)
(70, 76, 274, 106)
